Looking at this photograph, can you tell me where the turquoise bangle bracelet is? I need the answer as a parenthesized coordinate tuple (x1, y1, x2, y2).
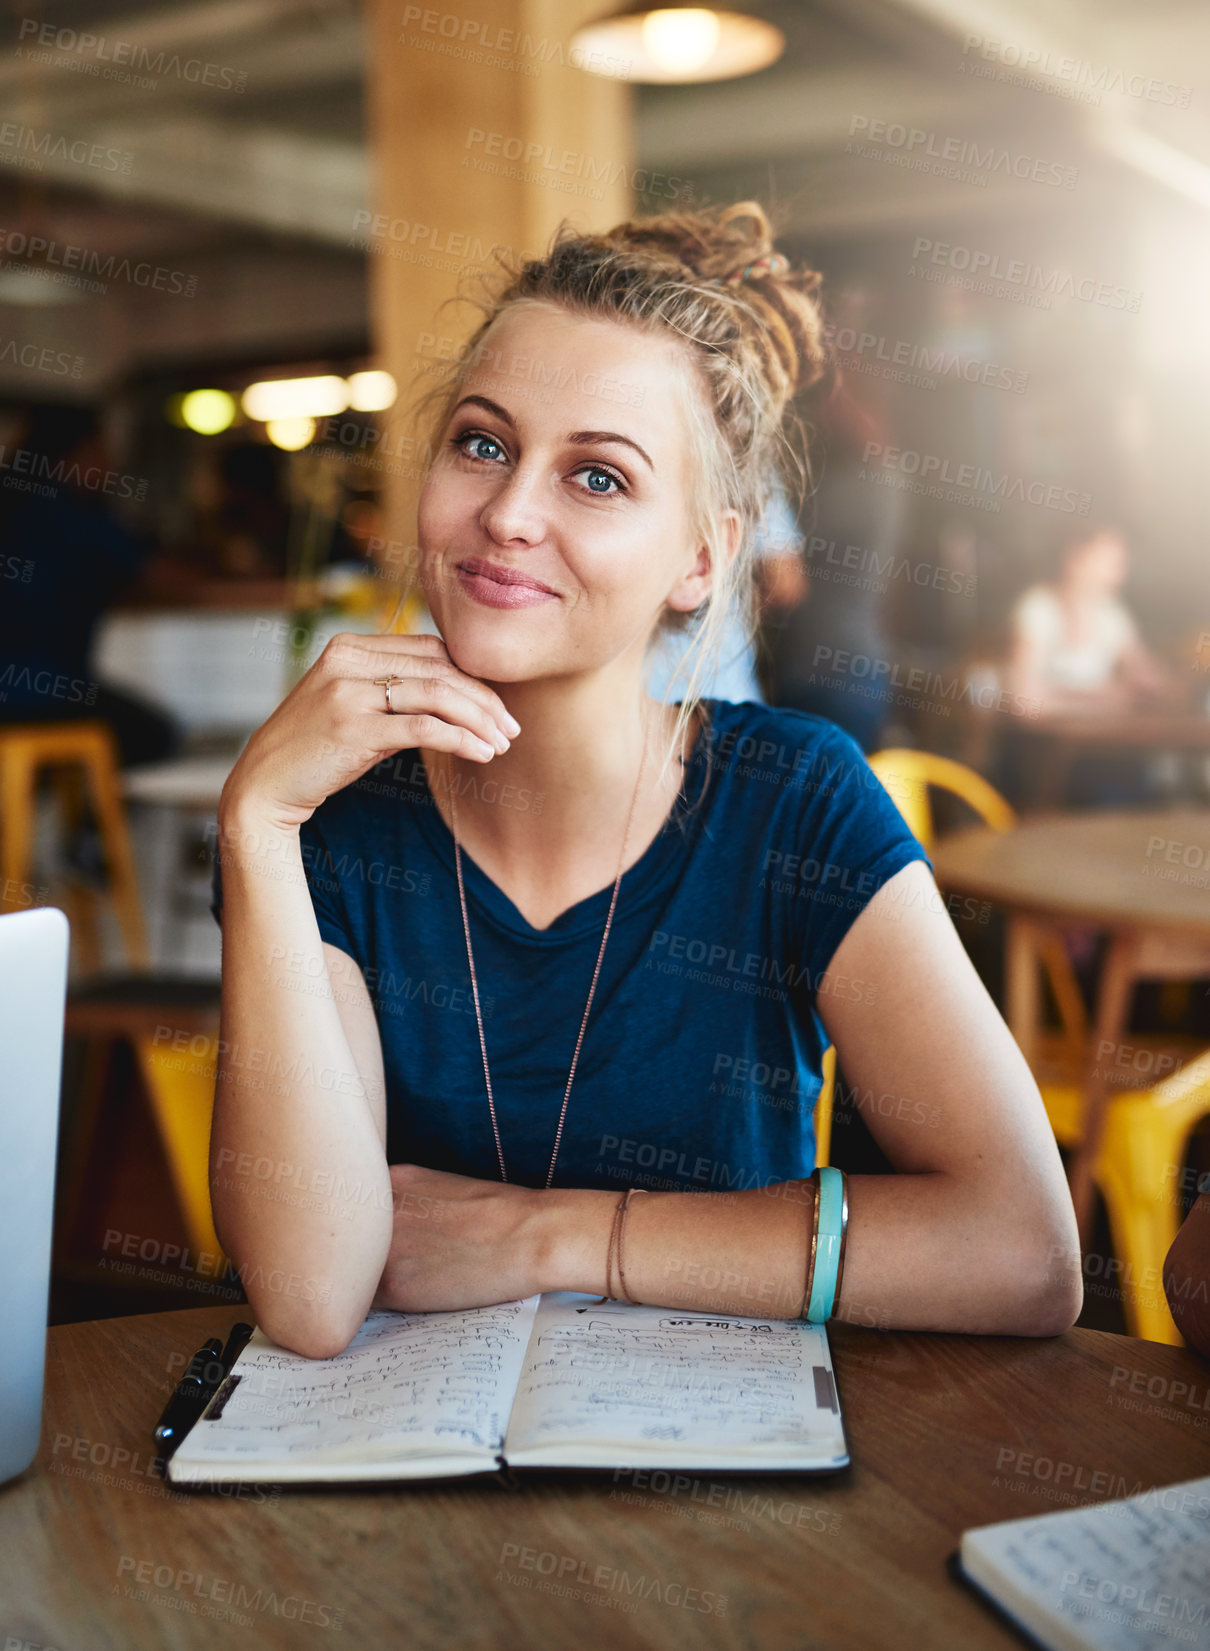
(807, 1165, 844, 1322)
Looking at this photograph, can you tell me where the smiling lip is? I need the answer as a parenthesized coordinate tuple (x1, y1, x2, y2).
(456, 558, 559, 609)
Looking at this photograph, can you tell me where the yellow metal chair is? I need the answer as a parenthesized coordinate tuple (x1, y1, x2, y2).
(61, 977, 225, 1267)
(815, 1046, 835, 1169)
(867, 749, 1087, 1053)
(866, 747, 1210, 1343)
(867, 747, 1016, 844)
(811, 752, 1014, 1177)
(139, 1033, 223, 1262)
(0, 719, 149, 971)
(1040, 1049, 1210, 1343)
(0, 720, 224, 1266)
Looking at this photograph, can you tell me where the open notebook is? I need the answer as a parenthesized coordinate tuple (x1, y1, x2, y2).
(956, 1475, 1210, 1651)
(167, 1291, 849, 1485)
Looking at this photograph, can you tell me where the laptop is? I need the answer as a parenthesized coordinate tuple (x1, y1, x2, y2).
(0, 905, 68, 1484)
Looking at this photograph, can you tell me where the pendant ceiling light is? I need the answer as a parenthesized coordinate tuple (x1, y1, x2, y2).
(572, 3, 784, 83)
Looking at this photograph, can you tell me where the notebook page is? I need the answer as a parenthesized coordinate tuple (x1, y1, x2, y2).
(503, 1292, 848, 1471)
(168, 1296, 540, 1485)
(961, 1476, 1210, 1651)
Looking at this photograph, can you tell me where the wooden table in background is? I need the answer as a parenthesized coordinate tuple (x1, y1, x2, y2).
(3, 1306, 1209, 1649)
(933, 809, 1210, 1243)
(1015, 712, 1210, 810)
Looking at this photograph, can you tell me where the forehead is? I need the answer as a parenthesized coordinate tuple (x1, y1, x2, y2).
(458, 302, 692, 432)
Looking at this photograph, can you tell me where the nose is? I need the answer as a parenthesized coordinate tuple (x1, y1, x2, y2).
(478, 463, 550, 548)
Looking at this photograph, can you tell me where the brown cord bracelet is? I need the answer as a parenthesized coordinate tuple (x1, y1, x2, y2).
(615, 1188, 647, 1305)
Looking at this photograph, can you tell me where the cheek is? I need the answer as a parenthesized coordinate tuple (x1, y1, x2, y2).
(416, 472, 456, 545)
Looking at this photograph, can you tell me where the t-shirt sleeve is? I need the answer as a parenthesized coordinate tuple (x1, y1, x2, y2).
(1011, 584, 1060, 649)
(791, 723, 933, 989)
(209, 812, 360, 963)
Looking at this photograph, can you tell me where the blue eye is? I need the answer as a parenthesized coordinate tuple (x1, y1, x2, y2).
(451, 429, 627, 498)
(455, 431, 505, 463)
(576, 465, 623, 496)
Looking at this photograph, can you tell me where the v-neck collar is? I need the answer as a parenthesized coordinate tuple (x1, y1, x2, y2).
(409, 700, 719, 943)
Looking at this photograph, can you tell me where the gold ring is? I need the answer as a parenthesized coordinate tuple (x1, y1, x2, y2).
(372, 674, 406, 714)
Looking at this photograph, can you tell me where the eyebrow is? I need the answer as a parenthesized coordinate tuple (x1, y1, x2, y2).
(451, 394, 654, 473)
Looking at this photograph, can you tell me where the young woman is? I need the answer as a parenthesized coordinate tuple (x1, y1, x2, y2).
(1007, 524, 1171, 716)
(210, 201, 1082, 1358)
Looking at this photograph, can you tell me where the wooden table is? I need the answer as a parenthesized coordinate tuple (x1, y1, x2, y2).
(4, 1306, 1210, 1649)
(1015, 712, 1210, 809)
(933, 809, 1210, 1241)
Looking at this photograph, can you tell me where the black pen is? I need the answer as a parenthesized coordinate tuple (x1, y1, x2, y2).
(187, 1337, 226, 1391)
(154, 1328, 251, 1457)
(154, 1374, 211, 1455)
(218, 1321, 254, 1380)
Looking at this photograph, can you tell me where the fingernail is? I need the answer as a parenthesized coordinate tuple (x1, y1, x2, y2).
(473, 738, 495, 760)
(493, 730, 511, 752)
(503, 712, 521, 736)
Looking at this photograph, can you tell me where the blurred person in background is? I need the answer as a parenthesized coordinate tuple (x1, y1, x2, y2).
(0, 402, 196, 765)
(764, 383, 902, 751)
(998, 523, 1177, 806)
(644, 476, 806, 704)
(1006, 524, 1173, 716)
(0, 403, 200, 877)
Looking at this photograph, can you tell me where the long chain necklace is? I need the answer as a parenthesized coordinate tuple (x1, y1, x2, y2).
(446, 722, 651, 1188)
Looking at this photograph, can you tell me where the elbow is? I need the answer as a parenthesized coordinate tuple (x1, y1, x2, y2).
(226, 1243, 369, 1360)
(961, 1187, 1083, 1337)
(210, 1218, 378, 1362)
(1024, 1263, 1083, 1338)
(1007, 1225, 1084, 1338)
(256, 1296, 365, 1361)
(994, 1166, 1084, 1336)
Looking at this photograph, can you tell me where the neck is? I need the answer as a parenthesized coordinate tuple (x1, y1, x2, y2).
(421, 654, 688, 859)
(1059, 575, 1103, 605)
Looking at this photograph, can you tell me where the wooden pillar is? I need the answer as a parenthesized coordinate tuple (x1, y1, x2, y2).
(363, 0, 634, 596)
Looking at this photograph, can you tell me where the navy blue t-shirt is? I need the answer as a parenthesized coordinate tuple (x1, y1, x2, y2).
(210, 700, 930, 1193)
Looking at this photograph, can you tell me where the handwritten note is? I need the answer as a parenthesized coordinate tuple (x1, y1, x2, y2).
(167, 1291, 850, 1485)
(169, 1297, 540, 1483)
(962, 1477, 1210, 1651)
(504, 1292, 848, 1469)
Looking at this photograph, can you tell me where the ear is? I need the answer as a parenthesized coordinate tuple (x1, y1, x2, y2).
(664, 509, 743, 614)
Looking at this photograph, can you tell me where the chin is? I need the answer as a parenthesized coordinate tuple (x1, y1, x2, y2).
(435, 616, 557, 685)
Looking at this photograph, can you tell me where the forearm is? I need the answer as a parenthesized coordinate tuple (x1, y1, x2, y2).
(544, 1170, 1081, 1336)
(211, 802, 392, 1355)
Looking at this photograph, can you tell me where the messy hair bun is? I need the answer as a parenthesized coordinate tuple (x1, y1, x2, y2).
(600, 200, 830, 417)
(410, 199, 831, 788)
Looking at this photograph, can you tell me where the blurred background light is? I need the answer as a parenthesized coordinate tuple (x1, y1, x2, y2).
(179, 389, 238, 435)
(643, 9, 721, 75)
(0, 268, 86, 305)
(572, 4, 783, 82)
(241, 375, 348, 422)
(345, 370, 397, 412)
(265, 416, 317, 450)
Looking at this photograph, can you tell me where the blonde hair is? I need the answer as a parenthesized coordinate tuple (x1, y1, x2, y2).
(402, 199, 831, 790)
